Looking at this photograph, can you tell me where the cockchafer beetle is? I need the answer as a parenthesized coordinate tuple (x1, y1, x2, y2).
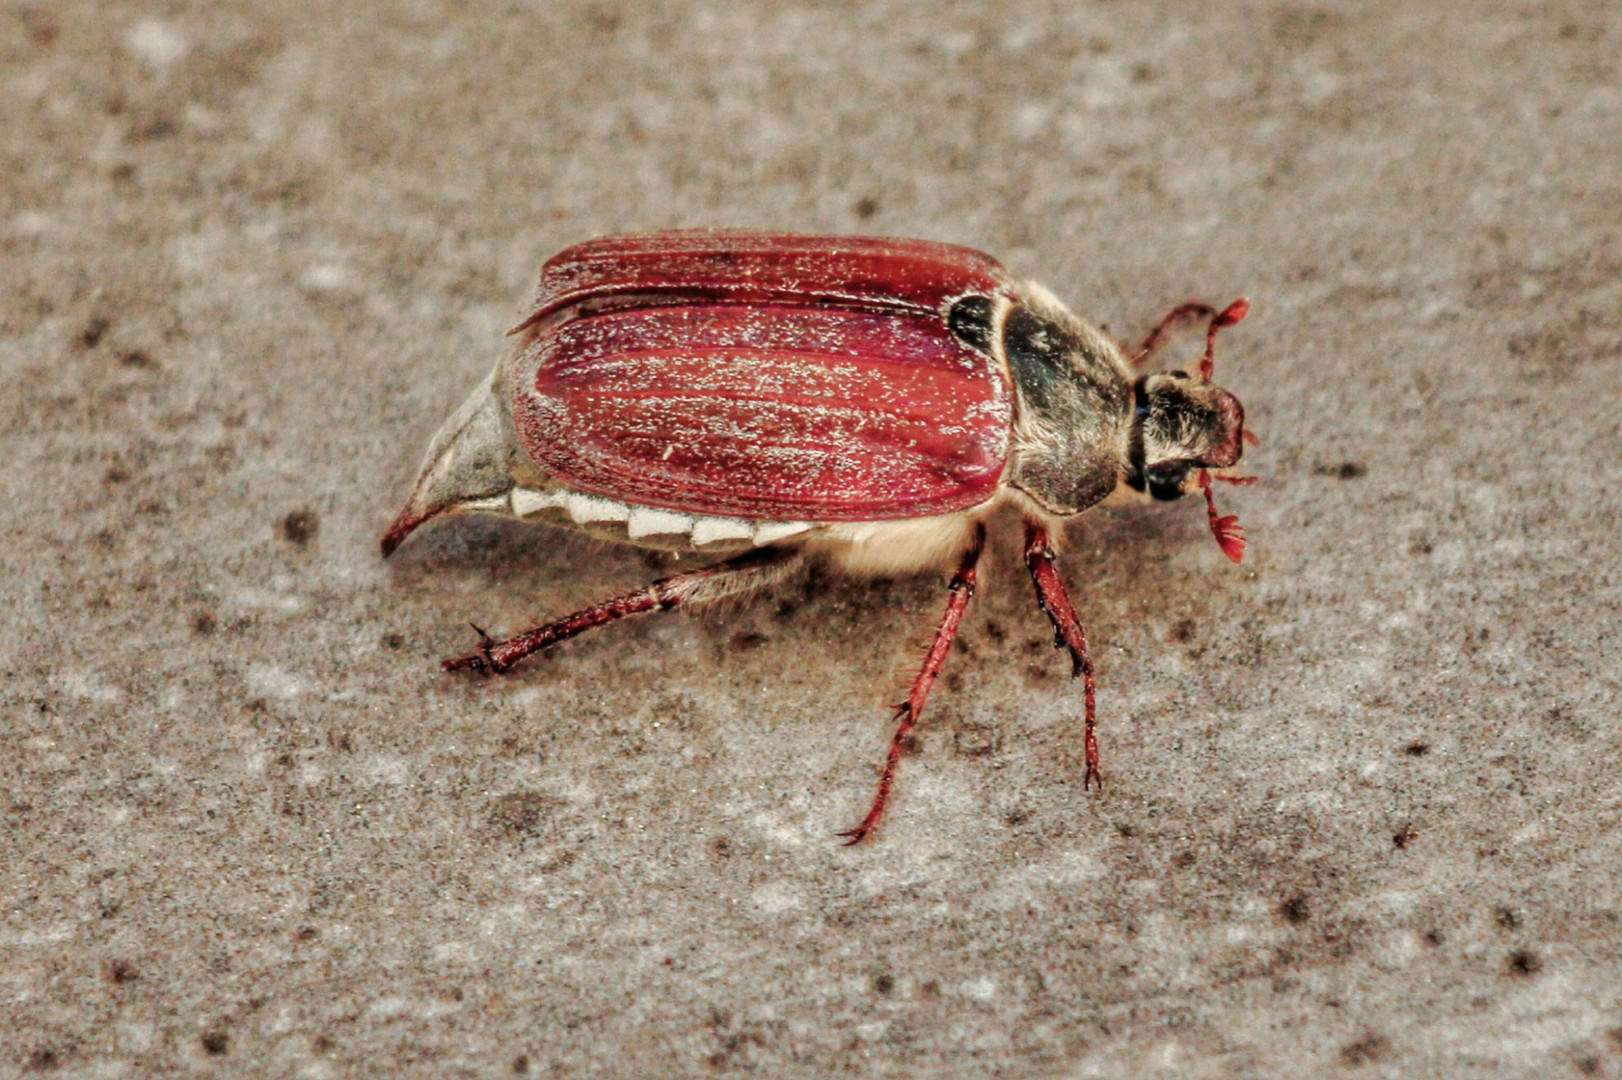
(382, 230, 1256, 843)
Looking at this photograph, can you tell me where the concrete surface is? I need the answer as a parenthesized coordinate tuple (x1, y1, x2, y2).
(4, 1, 1621, 1076)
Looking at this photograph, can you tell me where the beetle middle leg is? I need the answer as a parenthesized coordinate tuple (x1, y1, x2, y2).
(839, 524, 986, 845)
(1023, 522, 1101, 789)
(442, 546, 803, 674)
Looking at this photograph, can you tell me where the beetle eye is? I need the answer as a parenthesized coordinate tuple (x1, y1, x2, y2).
(1146, 463, 1189, 501)
(947, 295, 995, 354)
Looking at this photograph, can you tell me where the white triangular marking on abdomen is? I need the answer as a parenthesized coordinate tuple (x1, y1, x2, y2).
(567, 492, 630, 524)
(691, 516, 754, 546)
(627, 505, 695, 539)
(512, 487, 567, 517)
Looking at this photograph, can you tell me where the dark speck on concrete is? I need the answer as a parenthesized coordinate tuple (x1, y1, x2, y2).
(1314, 461, 1368, 480)
(79, 315, 110, 348)
(1340, 1032, 1391, 1065)
(1507, 949, 1542, 977)
(281, 509, 319, 546)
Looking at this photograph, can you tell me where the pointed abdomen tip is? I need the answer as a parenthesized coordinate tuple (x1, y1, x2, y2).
(380, 508, 429, 559)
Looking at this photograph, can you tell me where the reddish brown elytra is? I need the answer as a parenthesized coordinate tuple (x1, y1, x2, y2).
(382, 231, 1255, 844)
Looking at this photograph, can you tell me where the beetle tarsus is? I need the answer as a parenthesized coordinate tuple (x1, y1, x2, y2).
(838, 704, 917, 846)
(842, 531, 984, 845)
(1024, 523, 1102, 791)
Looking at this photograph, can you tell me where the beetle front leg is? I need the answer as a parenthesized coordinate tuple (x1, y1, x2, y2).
(839, 525, 985, 845)
(1023, 523, 1102, 790)
(443, 546, 802, 674)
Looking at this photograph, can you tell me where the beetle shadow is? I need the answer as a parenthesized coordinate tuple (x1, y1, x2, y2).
(1059, 502, 1241, 642)
(1092, 498, 1222, 562)
(383, 514, 647, 591)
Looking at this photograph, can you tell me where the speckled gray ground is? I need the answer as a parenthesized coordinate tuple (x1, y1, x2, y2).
(5, 1, 1622, 1077)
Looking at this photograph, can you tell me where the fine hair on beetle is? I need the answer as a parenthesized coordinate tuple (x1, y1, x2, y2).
(383, 231, 1256, 843)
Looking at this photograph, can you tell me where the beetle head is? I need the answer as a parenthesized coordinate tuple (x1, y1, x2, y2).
(1125, 299, 1254, 561)
(1130, 372, 1245, 496)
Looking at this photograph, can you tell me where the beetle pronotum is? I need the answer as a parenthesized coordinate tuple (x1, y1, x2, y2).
(383, 231, 1254, 843)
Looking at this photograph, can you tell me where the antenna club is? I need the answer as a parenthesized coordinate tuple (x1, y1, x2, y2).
(1200, 469, 1247, 563)
(1198, 297, 1250, 381)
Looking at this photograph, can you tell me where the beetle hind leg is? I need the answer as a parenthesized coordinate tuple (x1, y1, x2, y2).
(839, 525, 985, 845)
(442, 546, 803, 674)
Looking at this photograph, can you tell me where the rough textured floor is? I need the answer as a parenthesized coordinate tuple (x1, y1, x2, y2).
(4, 2, 1621, 1076)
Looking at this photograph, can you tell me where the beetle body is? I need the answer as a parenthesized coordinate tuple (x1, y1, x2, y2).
(383, 231, 1253, 842)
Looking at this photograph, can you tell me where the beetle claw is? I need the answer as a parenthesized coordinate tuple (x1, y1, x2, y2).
(836, 824, 872, 846)
(442, 623, 499, 674)
(441, 652, 487, 674)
